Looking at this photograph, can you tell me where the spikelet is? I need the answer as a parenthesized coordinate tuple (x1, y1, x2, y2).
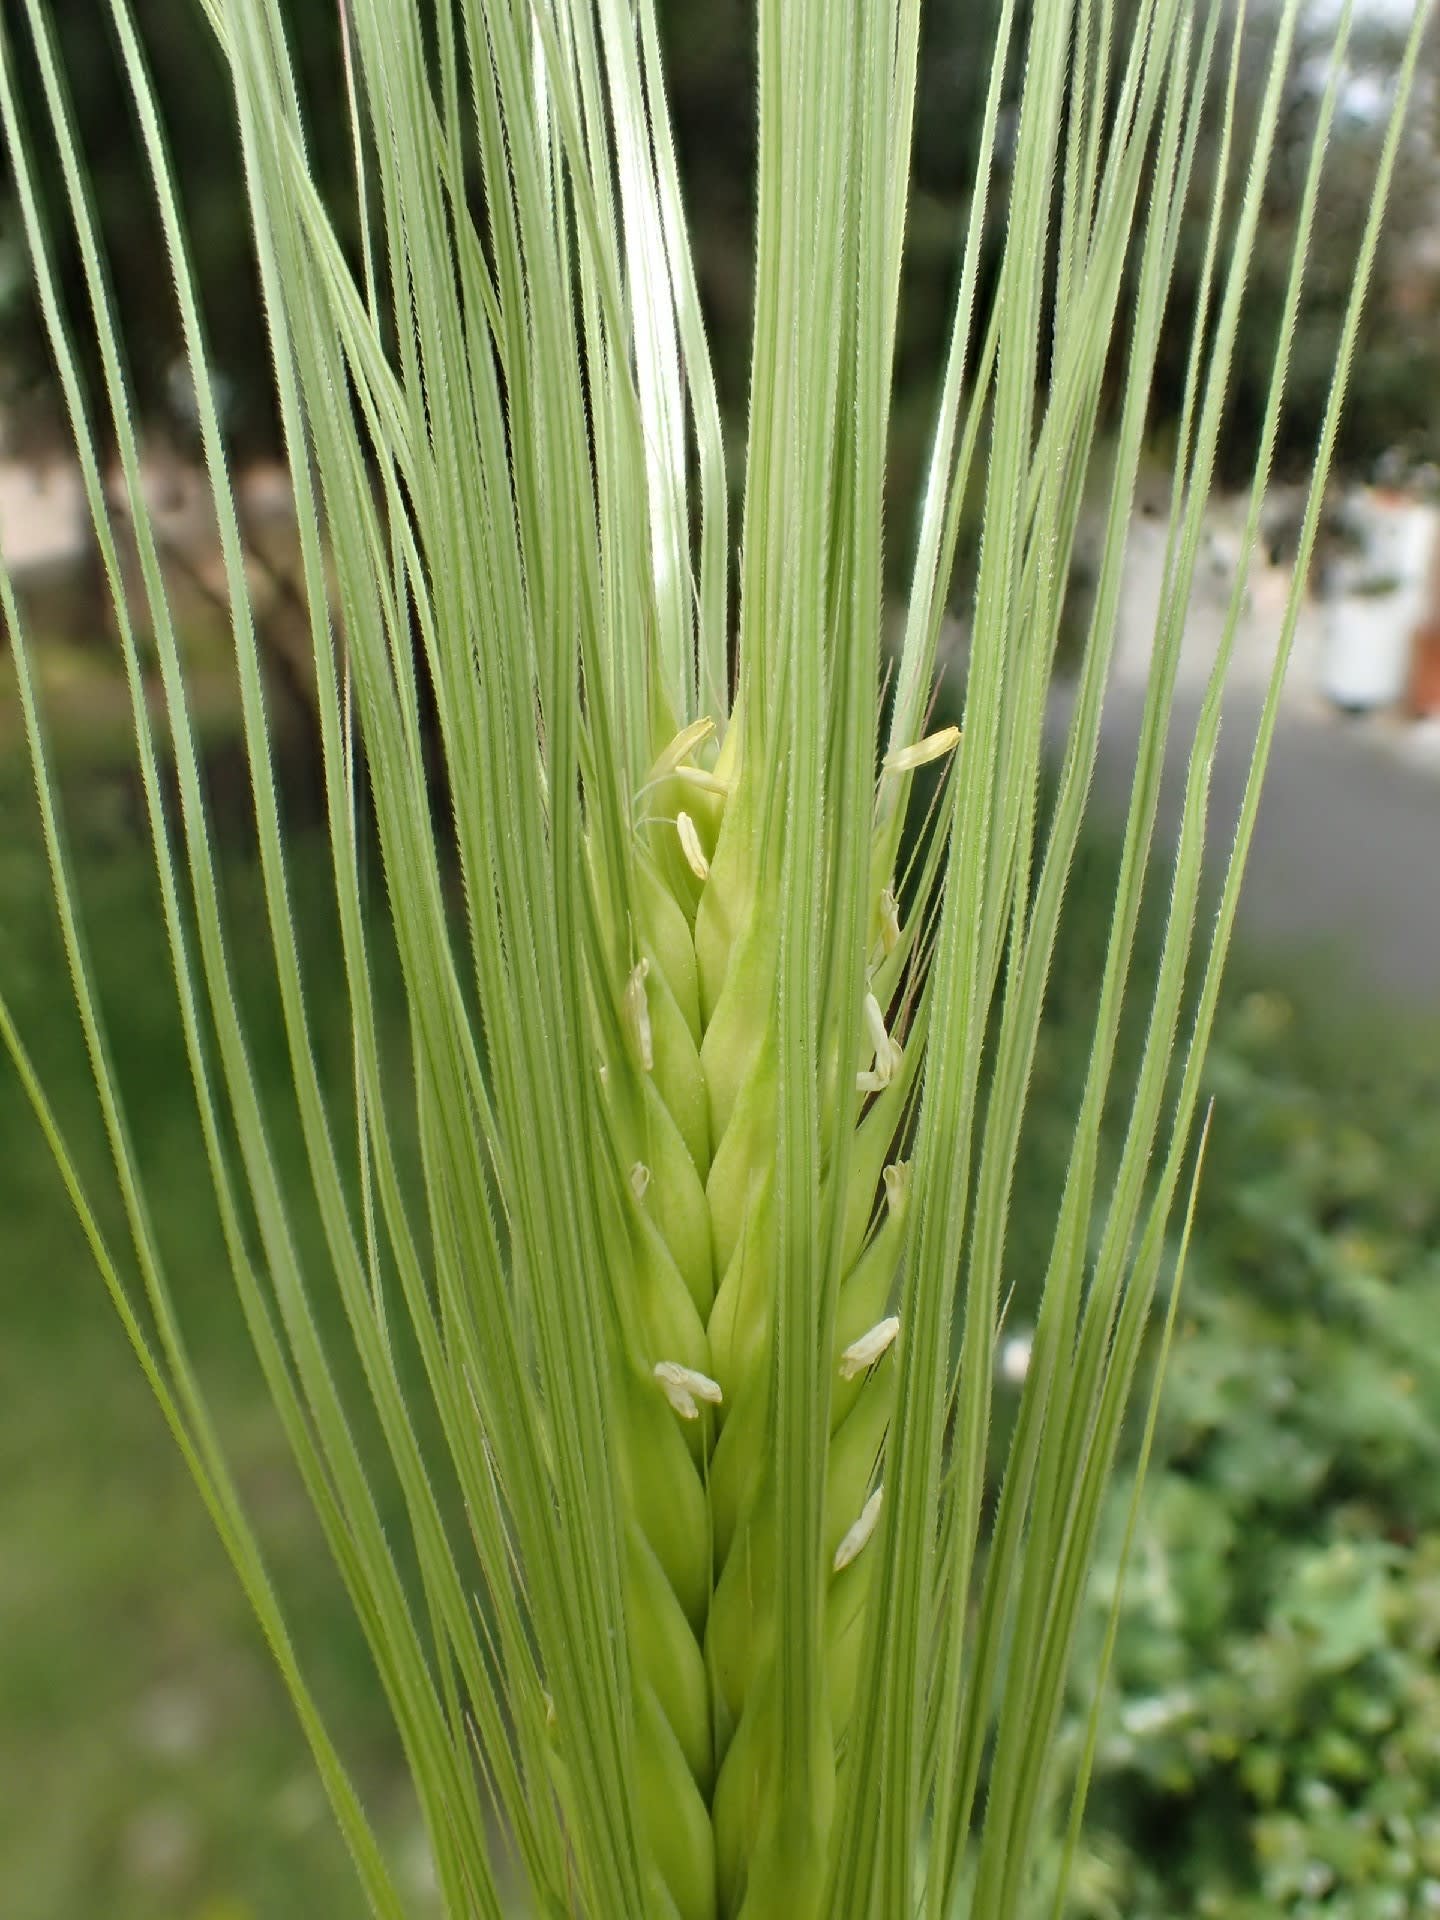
(589, 713, 929, 1917)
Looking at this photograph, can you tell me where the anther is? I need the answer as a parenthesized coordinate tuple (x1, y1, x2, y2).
(629, 1162, 651, 1202)
(654, 1360, 724, 1421)
(624, 958, 654, 1071)
(677, 811, 710, 880)
(883, 725, 961, 774)
(882, 1161, 910, 1211)
(879, 886, 901, 954)
(833, 1486, 884, 1572)
(857, 991, 903, 1093)
(650, 717, 716, 781)
(672, 764, 729, 796)
(840, 1316, 900, 1380)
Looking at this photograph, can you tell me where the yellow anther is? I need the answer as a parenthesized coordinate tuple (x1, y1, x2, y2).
(883, 725, 961, 774)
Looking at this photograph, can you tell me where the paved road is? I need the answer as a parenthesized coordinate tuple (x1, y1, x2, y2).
(1055, 512, 1440, 1013)
(1078, 685, 1440, 1007)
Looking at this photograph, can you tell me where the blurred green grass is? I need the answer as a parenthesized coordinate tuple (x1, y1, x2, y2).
(0, 661, 435, 1920)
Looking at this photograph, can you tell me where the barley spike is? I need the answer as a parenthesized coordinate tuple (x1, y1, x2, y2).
(590, 717, 917, 1917)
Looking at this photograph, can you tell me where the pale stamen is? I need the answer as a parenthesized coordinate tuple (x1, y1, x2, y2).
(857, 991, 903, 1093)
(649, 717, 715, 781)
(883, 725, 961, 775)
(624, 958, 654, 1071)
(629, 1162, 651, 1202)
(833, 1486, 884, 1572)
(672, 764, 729, 796)
(677, 810, 710, 880)
(879, 886, 901, 954)
(654, 1360, 724, 1422)
(840, 1315, 900, 1380)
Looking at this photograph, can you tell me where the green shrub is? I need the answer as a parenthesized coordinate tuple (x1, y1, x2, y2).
(1070, 993, 1440, 1919)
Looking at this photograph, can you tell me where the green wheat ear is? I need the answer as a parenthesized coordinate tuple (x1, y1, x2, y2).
(594, 714, 948, 1919)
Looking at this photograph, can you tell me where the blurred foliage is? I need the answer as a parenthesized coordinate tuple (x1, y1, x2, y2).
(0, 0, 352, 458)
(0, 729, 443, 1920)
(3, 1, 1436, 494)
(1066, 989, 1440, 1920)
(1160, 7, 1440, 484)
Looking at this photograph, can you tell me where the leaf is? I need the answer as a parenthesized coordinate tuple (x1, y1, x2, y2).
(1275, 1541, 1396, 1674)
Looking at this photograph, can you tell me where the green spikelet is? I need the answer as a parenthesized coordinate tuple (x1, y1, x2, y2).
(592, 715, 926, 1917)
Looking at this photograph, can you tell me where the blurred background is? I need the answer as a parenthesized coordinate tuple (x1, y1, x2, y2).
(1, 2, 1439, 1916)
